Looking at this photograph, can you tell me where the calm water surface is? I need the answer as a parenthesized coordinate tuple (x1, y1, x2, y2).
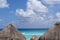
(19, 29, 48, 40)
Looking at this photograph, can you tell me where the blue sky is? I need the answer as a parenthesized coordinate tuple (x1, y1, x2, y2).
(0, 0, 60, 29)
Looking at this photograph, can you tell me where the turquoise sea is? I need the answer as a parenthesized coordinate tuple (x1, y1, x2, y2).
(19, 29, 48, 40)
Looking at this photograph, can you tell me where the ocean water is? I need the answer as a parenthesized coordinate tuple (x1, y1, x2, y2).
(19, 29, 48, 40)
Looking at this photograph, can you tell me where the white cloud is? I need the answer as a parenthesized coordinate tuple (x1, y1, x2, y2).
(44, 0, 60, 4)
(16, 9, 35, 17)
(56, 12, 60, 18)
(16, 0, 48, 23)
(0, 0, 9, 8)
(56, 12, 60, 21)
(27, 0, 48, 12)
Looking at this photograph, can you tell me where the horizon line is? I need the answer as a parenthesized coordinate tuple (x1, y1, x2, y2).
(0, 28, 49, 30)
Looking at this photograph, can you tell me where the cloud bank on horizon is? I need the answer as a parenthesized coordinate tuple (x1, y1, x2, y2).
(0, 0, 60, 29)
